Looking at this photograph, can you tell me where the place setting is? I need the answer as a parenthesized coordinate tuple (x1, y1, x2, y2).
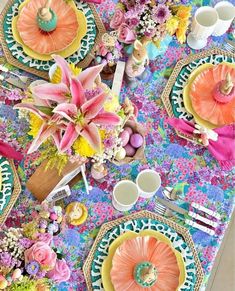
(0, 0, 234, 290)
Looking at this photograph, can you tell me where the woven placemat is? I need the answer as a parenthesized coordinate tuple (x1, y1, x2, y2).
(83, 210, 204, 291)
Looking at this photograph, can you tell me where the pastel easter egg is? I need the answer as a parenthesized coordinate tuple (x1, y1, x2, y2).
(124, 144, 136, 157)
(115, 148, 126, 161)
(0, 278, 8, 290)
(50, 213, 58, 221)
(96, 56, 102, 64)
(106, 52, 112, 60)
(12, 269, 21, 280)
(124, 126, 133, 135)
(119, 130, 130, 147)
(130, 133, 143, 148)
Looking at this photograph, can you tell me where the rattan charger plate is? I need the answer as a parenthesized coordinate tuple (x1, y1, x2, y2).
(0, 159, 21, 225)
(83, 210, 204, 291)
(161, 48, 235, 144)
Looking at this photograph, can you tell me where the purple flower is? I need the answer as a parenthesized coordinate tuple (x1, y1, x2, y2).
(36, 270, 47, 279)
(25, 261, 40, 275)
(152, 4, 171, 24)
(19, 238, 34, 249)
(0, 252, 12, 267)
(6, 89, 24, 101)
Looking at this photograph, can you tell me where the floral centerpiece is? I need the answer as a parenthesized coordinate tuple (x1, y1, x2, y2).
(14, 55, 142, 176)
(14, 55, 122, 173)
(110, 0, 191, 47)
(0, 203, 70, 290)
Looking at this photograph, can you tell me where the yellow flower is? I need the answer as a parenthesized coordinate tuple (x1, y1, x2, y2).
(176, 26, 187, 44)
(23, 221, 38, 239)
(166, 16, 179, 35)
(103, 93, 120, 112)
(51, 64, 82, 84)
(28, 113, 43, 138)
(176, 6, 192, 20)
(73, 136, 97, 157)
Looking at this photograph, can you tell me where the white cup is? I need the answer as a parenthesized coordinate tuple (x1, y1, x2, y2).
(112, 180, 139, 211)
(213, 1, 235, 36)
(187, 6, 218, 50)
(136, 169, 161, 198)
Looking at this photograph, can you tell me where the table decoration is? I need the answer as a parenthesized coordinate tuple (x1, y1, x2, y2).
(101, 230, 186, 291)
(111, 236, 181, 290)
(167, 118, 235, 170)
(0, 157, 21, 225)
(161, 48, 235, 144)
(14, 0, 87, 58)
(93, 31, 123, 80)
(212, 1, 235, 37)
(0, 0, 105, 78)
(65, 201, 88, 226)
(110, 1, 191, 57)
(190, 64, 235, 126)
(83, 210, 204, 291)
(187, 6, 218, 50)
(0, 202, 71, 290)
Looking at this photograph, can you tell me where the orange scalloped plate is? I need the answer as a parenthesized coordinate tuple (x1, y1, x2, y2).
(190, 64, 235, 126)
(16, 0, 79, 55)
(110, 235, 181, 291)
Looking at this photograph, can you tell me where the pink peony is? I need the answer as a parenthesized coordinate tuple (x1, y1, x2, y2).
(110, 9, 125, 29)
(47, 259, 71, 283)
(118, 23, 136, 44)
(24, 242, 57, 269)
(36, 233, 53, 245)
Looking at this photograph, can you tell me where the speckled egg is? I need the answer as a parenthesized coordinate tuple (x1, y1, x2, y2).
(115, 148, 126, 160)
(130, 133, 143, 148)
(124, 144, 136, 157)
(119, 130, 130, 147)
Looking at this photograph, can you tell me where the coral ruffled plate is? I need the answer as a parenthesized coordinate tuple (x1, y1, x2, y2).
(189, 63, 235, 126)
(16, 0, 78, 55)
(12, 0, 87, 60)
(103, 231, 183, 291)
(102, 230, 185, 291)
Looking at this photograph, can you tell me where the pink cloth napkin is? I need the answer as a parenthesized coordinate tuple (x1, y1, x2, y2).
(167, 117, 235, 170)
(0, 141, 23, 160)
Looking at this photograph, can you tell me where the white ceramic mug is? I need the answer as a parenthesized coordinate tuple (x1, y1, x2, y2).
(136, 169, 161, 198)
(187, 6, 218, 49)
(112, 180, 139, 211)
(213, 1, 235, 36)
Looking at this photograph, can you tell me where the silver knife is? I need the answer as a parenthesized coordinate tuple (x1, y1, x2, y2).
(5, 77, 26, 89)
(157, 197, 218, 228)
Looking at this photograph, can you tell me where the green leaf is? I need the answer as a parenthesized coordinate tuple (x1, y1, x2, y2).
(35, 106, 53, 116)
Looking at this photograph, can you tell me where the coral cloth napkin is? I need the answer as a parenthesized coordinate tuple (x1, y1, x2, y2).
(167, 118, 235, 170)
(0, 141, 23, 160)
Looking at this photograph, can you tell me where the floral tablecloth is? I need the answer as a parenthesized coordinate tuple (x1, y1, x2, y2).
(0, 0, 235, 290)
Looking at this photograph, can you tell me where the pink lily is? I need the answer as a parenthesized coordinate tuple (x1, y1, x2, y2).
(14, 102, 67, 154)
(19, 55, 120, 153)
(53, 78, 120, 152)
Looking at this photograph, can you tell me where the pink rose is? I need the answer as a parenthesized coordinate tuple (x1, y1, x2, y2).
(36, 233, 53, 245)
(24, 242, 57, 269)
(118, 23, 136, 44)
(110, 9, 125, 29)
(47, 259, 71, 283)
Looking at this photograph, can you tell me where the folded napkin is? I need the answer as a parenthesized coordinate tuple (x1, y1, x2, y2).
(167, 117, 235, 170)
(0, 141, 23, 160)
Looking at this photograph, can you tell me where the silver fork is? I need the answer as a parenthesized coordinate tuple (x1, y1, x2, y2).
(154, 201, 215, 236)
(223, 39, 235, 53)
